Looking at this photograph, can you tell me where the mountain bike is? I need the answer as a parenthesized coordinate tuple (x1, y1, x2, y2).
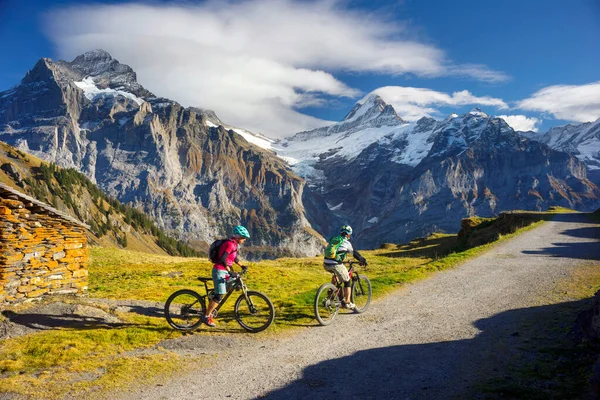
(164, 267, 275, 333)
(314, 260, 372, 326)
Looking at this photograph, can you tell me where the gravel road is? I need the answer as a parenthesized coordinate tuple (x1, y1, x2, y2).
(124, 213, 600, 400)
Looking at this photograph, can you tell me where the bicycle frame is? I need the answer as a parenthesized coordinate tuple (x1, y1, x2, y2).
(330, 260, 360, 286)
(328, 261, 364, 301)
(199, 270, 253, 317)
(166, 265, 276, 332)
(314, 260, 371, 325)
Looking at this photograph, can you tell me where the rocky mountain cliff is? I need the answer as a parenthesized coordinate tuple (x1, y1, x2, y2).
(0, 50, 323, 258)
(278, 98, 600, 247)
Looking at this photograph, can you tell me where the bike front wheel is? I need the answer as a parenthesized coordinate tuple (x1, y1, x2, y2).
(351, 274, 372, 313)
(164, 289, 205, 331)
(234, 291, 275, 333)
(314, 282, 340, 326)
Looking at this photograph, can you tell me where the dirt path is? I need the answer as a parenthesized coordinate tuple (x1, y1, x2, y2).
(123, 213, 600, 400)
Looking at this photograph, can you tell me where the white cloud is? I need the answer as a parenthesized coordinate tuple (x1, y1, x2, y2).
(447, 64, 510, 84)
(496, 115, 540, 132)
(366, 86, 508, 121)
(516, 81, 600, 123)
(44, 0, 508, 138)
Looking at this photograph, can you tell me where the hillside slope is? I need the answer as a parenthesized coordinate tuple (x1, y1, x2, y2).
(0, 141, 200, 256)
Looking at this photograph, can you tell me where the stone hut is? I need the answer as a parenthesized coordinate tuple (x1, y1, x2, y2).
(0, 183, 89, 305)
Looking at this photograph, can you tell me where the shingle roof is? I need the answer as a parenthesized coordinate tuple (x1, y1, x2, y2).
(0, 182, 90, 229)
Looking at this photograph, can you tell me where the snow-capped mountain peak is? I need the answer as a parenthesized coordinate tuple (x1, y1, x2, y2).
(277, 94, 409, 163)
(468, 108, 488, 118)
(71, 49, 113, 64)
(276, 96, 415, 182)
(521, 118, 600, 171)
(341, 94, 403, 126)
(57, 49, 154, 99)
(343, 94, 386, 121)
(276, 104, 515, 180)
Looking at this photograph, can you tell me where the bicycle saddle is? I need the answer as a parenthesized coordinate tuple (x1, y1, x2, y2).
(197, 277, 212, 282)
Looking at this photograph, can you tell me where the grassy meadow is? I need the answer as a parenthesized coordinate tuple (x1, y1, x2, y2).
(0, 217, 557, 398)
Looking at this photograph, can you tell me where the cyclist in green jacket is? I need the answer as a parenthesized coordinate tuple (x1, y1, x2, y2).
(323, 225, 367, 309)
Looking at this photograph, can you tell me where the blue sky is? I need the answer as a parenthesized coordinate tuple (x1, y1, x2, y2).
(1, 0, 599, 137)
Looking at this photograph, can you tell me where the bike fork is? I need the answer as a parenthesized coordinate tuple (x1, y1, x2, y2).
(355, 278, 365, 296)
(243, 292, 257, 313)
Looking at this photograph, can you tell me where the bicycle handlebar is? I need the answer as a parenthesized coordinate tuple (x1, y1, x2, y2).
(230, 266, 250, 281)
(197, 266, 249, 283)
(347, 260, 368, 270)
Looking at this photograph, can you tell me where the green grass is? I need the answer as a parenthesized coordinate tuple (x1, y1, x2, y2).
(88, 246, 433, 331)
(0, 216, 550, 398)
(0, 305, 190, 399)
(505, 206, 580, 215)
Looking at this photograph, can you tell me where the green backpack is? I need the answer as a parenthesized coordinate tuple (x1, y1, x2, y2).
(324, 236, 345, 262)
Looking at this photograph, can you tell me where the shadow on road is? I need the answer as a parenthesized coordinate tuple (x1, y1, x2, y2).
(116, 304, 165, 319)
(523, 242, 600, 261)
(549, 213, 599, 224)
(1, 310, 131, 330)
(522, 215, 600, 261)
(560, 226, 599, 239)
(262, 299, 593, 400)
(0, 302, 159, 338)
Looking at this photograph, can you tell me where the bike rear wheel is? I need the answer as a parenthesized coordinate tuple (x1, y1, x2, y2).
(164, 289, 205, 331)
(314, 283, 340, 326)
(351, 274, 372, 313)
(234, 291, 275, 333)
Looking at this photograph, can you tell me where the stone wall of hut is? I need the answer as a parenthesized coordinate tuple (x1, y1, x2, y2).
(0, 197, 88, 305)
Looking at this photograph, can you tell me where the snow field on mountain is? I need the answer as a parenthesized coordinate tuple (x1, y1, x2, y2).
(275, 108, 499, 177)
(385, 125, 436, 166)
(232, 128, 274, 149)
(276, 123, 414, 168)
(203, 119, 274, 150)
(579, 142, 600, 169)
(74, 77, 144, 106)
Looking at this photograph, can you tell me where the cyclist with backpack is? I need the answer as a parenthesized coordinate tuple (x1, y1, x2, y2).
(202, 225, 250, 327)
(323, 225, 367, 310)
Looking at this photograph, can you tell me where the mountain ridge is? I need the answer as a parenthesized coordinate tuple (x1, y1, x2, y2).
(520, 118, 600, 175)
(1, 50, 598, 252)
(277, 96, 599, 247)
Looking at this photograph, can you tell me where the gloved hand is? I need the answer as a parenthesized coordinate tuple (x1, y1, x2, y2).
(241, 265, 249, 272)
(228, 272, 239, 280)
(360, 259, 368, 267)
